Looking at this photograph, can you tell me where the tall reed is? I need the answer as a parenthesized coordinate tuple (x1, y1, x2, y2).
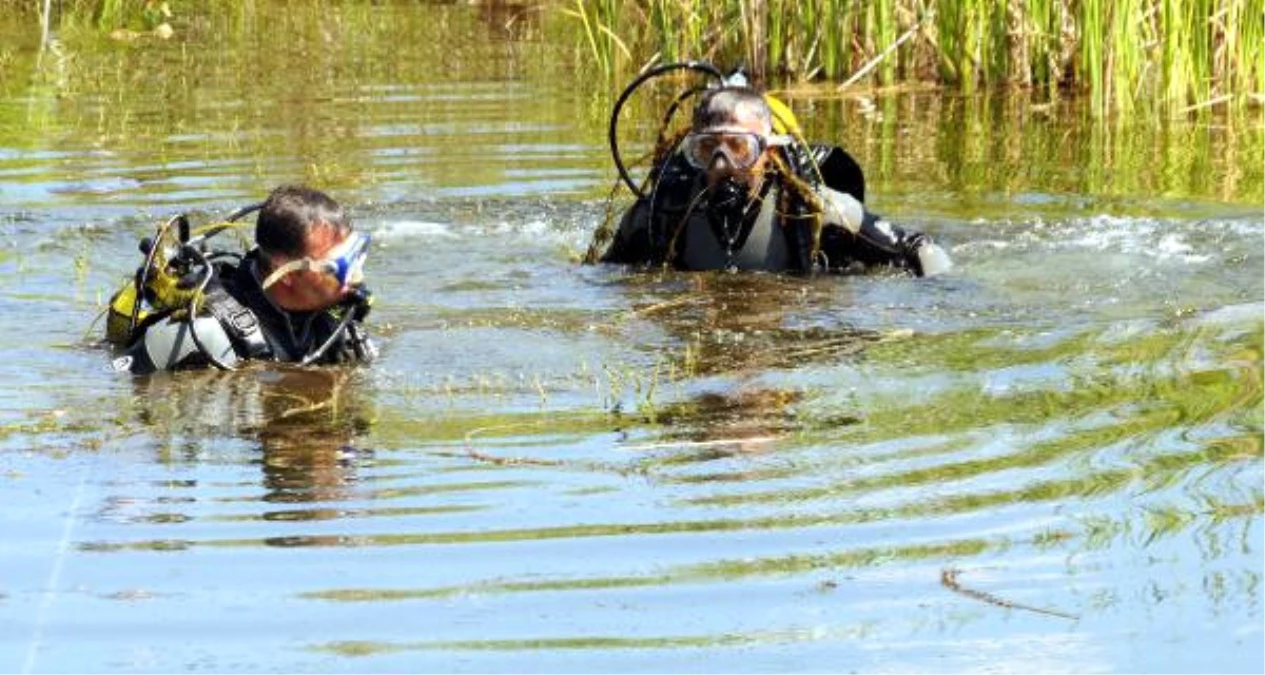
(563, 0, 628, 79)
(560, 0, 1265, 116)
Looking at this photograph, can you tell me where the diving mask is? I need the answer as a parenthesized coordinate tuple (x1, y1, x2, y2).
(682, 128, 791, 170)
(261, 231, 371, 291)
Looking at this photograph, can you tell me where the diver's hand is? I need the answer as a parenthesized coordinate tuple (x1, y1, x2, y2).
(912, 239, 953, 277)
(817, 187, 864, 235)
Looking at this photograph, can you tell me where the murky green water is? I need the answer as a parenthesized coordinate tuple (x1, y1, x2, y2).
(2, 3, 1262, 672)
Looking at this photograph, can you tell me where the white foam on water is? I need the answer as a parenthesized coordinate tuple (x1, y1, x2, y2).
(366, 219, 459, 241)
(366, 216, 585, 242)
(965, 214, 1258, 265)
(1193, 301, 1265, 327)
(1154, 232, 1211, 263)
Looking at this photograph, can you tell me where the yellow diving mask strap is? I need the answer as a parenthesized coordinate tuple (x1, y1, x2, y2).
(260, 258, 323, 290)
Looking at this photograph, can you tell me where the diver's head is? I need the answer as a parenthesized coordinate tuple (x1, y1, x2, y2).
(255, 185, 369, 313)
(684, 87, 788, 198)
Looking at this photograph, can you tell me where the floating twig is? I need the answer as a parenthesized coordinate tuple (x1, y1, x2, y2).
(941, 568, 1078, 620)
(618, 435, 780, 452)
(621, 296, 704, 320)
(463, 422, 567, 468)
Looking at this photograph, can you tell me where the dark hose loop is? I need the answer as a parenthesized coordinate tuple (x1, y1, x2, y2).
(225, 201, 265, 223)
(609, 61, 724, 198)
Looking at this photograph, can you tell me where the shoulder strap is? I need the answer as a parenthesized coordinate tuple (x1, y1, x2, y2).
(202, 279, 271, 359)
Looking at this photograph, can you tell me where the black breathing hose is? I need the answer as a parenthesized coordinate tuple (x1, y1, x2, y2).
(128, 214, 186, 341)
(299, 291, 370, 367)
(225, 201, 265, 223)
(608, 61, 725, 198)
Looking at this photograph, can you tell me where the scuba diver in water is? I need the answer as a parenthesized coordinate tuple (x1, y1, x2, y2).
(106, 185, 376, 374)
(591, 63, 952, 276)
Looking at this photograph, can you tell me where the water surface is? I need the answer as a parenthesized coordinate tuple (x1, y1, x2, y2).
(1, 4, 1262, 673)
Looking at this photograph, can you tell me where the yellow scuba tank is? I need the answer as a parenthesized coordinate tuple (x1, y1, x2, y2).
(105, 282, 146, 345)
(103, 214, 208, 346)
(764, 94, 802, 137)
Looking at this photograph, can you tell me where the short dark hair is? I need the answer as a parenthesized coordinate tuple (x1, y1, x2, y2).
(692, 87, 773, 134)
(255, 185, 350, 259)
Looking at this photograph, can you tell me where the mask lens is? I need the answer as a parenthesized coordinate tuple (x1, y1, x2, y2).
(342, 249, 367, 287)
(683, 134, 717, 169)
(324, 232, 370, 288)
(683, 132, 763, 170)
(720, 134, 761, 167)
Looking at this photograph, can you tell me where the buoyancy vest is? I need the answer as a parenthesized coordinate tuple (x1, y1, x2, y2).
(641, 144, 869, 272)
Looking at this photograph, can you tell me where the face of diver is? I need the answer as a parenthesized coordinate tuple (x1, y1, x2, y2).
(263, 225, 360, 313)
(694, 105, 774, 199)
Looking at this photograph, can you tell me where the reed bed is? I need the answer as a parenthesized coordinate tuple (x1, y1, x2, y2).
(6, 0, 1261, 115)
(2, 0, 180, 31)
(562, 0, 1265, 115)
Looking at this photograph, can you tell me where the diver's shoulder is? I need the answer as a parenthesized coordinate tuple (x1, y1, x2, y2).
(788, 142, 867, 203)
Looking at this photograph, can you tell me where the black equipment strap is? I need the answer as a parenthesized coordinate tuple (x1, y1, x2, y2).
(202, 283, 271, 359)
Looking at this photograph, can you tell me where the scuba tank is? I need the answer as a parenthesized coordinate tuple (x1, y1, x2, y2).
(105, 211, 251, 347)
(104, 282, 146, 346)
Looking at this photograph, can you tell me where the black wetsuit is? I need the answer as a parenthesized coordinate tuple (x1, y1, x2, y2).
(115, 249, 375, 374)
(601, 146, 949, 276)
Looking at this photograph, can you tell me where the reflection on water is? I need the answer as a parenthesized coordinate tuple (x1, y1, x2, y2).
(129, 367, 374, 508)
(0, 2, 1261, 673)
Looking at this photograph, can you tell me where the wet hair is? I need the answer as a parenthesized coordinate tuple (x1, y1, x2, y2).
(692, 87, 773, 135)
(255, 185, 351, 260)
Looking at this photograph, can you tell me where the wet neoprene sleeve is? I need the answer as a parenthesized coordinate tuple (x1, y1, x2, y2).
(600, 200, 654, 264)
(817, 186, 952, 276)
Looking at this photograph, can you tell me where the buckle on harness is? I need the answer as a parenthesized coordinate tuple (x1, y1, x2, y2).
(230, 309, 258, 333)
(202, 280, 271, 360)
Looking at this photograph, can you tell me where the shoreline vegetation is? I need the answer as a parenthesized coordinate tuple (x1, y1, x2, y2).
(566, 0, 1264, 117)
(2, 0, 1261, 118)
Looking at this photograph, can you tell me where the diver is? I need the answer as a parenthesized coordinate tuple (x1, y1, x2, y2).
(593, 64, 952, 276)
(107, 185, 377, 374)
